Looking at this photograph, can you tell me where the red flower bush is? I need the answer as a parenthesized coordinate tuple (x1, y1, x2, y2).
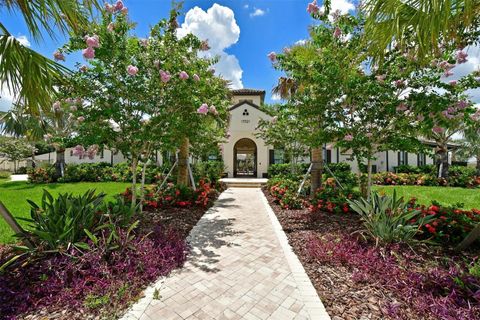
(309, 181, 359, 214)
(268, 180, 304, 210)
(407, 199, 480, 244)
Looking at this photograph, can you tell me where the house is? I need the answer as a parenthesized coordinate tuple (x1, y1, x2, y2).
(221, 89, 454, 178)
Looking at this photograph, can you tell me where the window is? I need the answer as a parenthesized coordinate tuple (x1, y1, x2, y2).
(100, 149, 104, 159)
(274, 149, 285, 164)
(398, 151, 408, 165)
(70, 150, 73, 156)
(324, 149, 332, 164)
(417, 153, 426, 166)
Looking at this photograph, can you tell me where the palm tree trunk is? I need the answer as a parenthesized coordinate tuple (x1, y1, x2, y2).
(177, 137, 189, 186)
(310, 147, 323, 194)
(54, 148, 65, 178)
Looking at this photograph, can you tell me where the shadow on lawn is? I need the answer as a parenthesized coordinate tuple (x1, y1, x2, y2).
(186, 192, 244, 273)
(0, 181, 62, 190)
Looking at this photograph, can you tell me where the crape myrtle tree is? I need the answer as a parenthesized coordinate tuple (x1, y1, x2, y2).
(256, 104, 309, 174)
(270, 5, 362, 193)
(399, 50, 480, 178)
(335, 51, 422, 197)
(60, 2, 229, 209)
(0, 136, 35, 173)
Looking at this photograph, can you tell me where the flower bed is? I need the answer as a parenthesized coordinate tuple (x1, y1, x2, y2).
(263, 188, 480, 319)
(0, 191, 216, 319)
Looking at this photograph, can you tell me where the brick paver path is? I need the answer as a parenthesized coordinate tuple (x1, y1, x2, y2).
(121, 188, 330, 320)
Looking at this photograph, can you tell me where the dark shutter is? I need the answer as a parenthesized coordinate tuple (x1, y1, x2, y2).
(326, 150, 332, 164)
(269, 149, 275, 166)
(405, 152, 408, 165)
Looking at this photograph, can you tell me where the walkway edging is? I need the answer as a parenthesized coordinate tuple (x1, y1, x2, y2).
(259, 190, 331, 320)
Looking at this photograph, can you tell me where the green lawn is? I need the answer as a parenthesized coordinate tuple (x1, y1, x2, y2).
(0, 181, 130, 244)
(372, 185, 480, 210)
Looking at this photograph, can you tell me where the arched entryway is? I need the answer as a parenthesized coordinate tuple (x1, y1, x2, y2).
(234, 138, 257, 177)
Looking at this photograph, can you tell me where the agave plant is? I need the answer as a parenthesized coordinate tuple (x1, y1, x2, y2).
(348, 190, 433, 245)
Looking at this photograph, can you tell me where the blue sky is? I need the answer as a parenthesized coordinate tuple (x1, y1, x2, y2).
(2, 0, 342, 110)
(1, 0, 479, 111)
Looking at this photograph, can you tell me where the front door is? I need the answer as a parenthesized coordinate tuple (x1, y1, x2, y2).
(234, 138, 257, 177)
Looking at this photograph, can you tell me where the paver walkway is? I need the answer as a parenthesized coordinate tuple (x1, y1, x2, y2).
(121, 188, 330, 320)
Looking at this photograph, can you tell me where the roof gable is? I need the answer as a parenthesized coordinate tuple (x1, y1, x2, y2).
(229, 100, 271, 118)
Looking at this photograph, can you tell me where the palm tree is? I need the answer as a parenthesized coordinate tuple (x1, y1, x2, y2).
(0, 0, 99, 114)
(362, 0, 480, 63)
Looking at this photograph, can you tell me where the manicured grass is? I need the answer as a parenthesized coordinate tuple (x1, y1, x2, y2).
(0, 181, 130, 244)
(372, 185, 480, 210)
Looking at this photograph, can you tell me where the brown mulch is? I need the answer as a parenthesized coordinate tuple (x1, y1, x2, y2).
(262, 188, 478, 320)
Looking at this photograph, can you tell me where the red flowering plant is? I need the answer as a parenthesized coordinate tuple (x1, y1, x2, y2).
(268, 178, 304, 209)
(407, 199, 480, 244)
(309, 179, 360, 214)
(194, 180, 218, 207)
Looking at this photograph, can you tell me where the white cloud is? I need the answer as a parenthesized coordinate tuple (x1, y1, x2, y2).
(15, 35, 30, 47)
(328, 0, 355, 14)
(244, 4, 249, 9)
(250, 8, 266, 17)
(0, 87, 14, 112)
(271, 92, 281, 101)
(295, 39, 308, 46)
(177, 4, 243, 88)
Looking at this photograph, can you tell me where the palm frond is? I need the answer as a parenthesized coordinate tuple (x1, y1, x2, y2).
(0, 27, 70, 115)
(1, 0, 100, 41)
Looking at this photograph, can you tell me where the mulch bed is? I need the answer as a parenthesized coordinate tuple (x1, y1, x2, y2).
(262, 188, 479, 320)
(1, 203, 212, 320)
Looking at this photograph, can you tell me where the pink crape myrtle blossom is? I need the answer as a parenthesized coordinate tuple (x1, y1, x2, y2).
(72, 145, 86, 158)
(267, 52, 277, 62)
(70, 105, 77, 112)
(396, 103, 408, 112)
(86, 145, 99, 159)
(449, 80, 457, 86)
(179, 71, 189, 80)
(366, 132, 373, 138)
(139, 38, 148, 47)
(344, 134, 353, 141)
(77, 116, 85, 123)
(85, 35, 100, 48)
(107, 23, 115, 32)
(456, 100, 468, 109)
(432, 126, 444, 133)
(200, 40, 210, 51)
(417, 114, 425, 122)
(444, 70, 454, 77)
(121, 7, 128, 15)
(394, 79, 405, 88)
(456, 50, 468, 64)
(115, 0, 124, 11)
(104, 3, 115, 13)
(307, 0, 320, 14)
(127, 65, 139, 76)
(193, 74, 200, 82)
(53, 51, 65, 61)
(82, 47, 95, 59)
(209, 105, 218, 115)
(333, 27, 342, 38)
(376, 74, 386, 83)
(197, 104, 209, 115)
(160, 70, 171, 83)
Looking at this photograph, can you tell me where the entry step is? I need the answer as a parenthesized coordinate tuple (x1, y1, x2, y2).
(220, 178, 268, 188)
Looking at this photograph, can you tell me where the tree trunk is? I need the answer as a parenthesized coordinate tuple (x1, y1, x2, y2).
(139, 158, 148, 213)
(366, 157, 373, 200)
(456, 223, 480, 251)
(310, 147, 323, 194)
(436, 143, 449, 179)
(177, 137, 189, 186)
(476, 153, 480, 176)
(54, 149, 65, 179)
(130, 156, 138, 211)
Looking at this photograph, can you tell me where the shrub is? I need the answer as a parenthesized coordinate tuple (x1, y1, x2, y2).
(268, 178, 304, 209)
(61, 162, 113, 182)
(324, 163, 358, 189)
(16, 166, 28, 174)
(309, 180, 360, 214)
(348, 191, 433, 244)
(20, 190, 106, 251)
(407, 200, 480, 244)
(192, 160, 225, 183)
(0, 171, 11, 179)
(448, 166, 478, 187)
(27, 166, 55, 183)
(268, 163, 309, 178)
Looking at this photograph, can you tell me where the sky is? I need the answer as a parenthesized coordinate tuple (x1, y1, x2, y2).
(1, 0, 479, 112)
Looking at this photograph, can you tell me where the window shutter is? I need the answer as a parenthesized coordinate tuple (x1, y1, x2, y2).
(269, 149, 275, 166)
